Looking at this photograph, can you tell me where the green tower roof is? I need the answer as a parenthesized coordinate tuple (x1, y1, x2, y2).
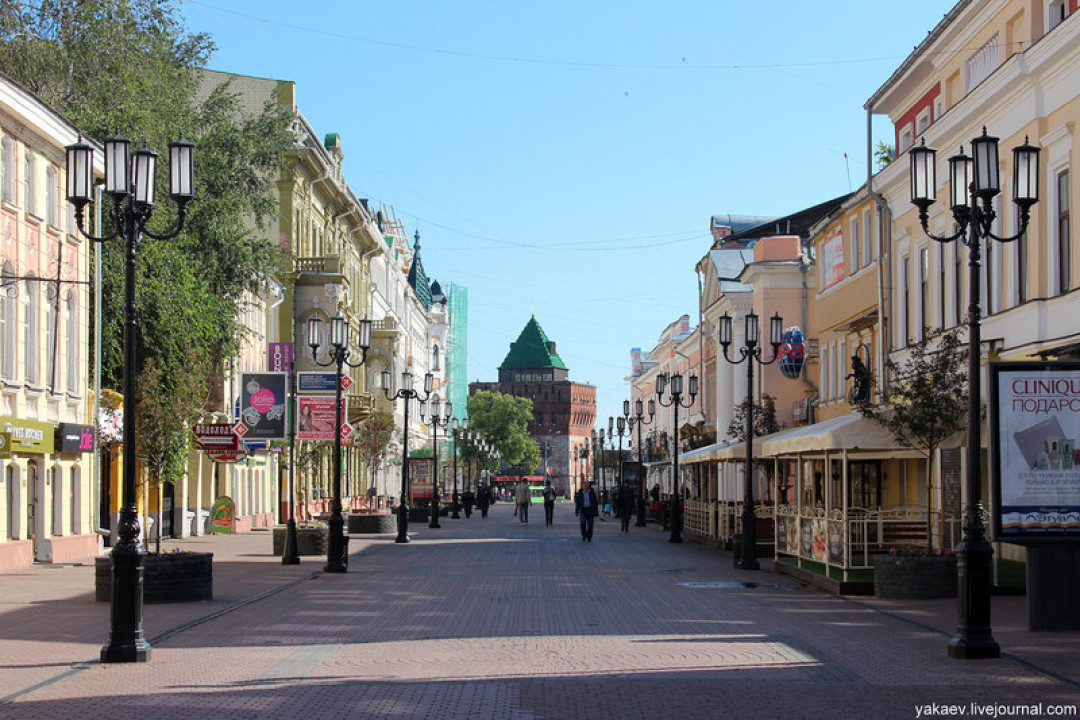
(407, 230, 432, 308)
(500, 316, 567, 370)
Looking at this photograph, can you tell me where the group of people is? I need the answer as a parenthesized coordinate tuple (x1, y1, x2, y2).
(512, 477, 558, 526)
(506, 476, 640, 542)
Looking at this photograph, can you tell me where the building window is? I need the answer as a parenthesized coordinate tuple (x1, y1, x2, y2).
(1057, 170, 1070, 295)
(939, 244, 948, 328)
(52, 465, 64, 536)
(916, 108, 931, 136)
(1, 135, 15, 204)
(849, 216, 860, 273)
(899, 124, 914, 154)
(66, 293, 79, 394)
(965, 34, 999, 92)
(862, 211, 873, 268)
(46, 164, 59, 227)
(71, 466, 81, 535)
(1047, 0, 1068, 31)
(919, 247, 929, 338)
(933, 96, 944, 123)
(1, 261, 15, 379)
(46, 282, 58, 392)
(6, 464, 19, 540)
(25, 150, 36, 217)
(25, 276, 39, 384)
(954, 241, 963, 328)
(900, 256, 911, 345)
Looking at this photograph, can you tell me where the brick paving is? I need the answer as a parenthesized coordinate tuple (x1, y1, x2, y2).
(1, 502, 1078, 719)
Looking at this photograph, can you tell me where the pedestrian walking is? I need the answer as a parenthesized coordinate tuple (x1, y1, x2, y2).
(601, 488, 612, 519)
(575, 479, 599, 542)
(477, 483, 491, 518)
(617, 483, 635, 532)
(542, 479, 556, 526)
(461, 488, 474, 518)
(515, 477, 530, 525)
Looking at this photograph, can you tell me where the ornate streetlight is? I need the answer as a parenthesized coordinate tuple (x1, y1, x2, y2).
(420, 398, 453, 529)
(383, 370, 434, 543)
(910, 129, 1040, 659)
(655, 371, 698, 543)
(719, 310, 783, 570)
(67, 132, 194, 664)
(626, 398, 655, 527)
(307, 314, 372, 573)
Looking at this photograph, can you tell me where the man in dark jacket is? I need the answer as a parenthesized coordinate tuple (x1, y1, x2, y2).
(617, 483, 635, 532)
(574, 480, 599, 542)
(476, 484, 491, 518)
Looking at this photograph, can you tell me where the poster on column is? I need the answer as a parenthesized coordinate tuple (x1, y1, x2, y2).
(410, 458, 434, 500)
(990, 362, 1080, 540)
(296, 395, 346, 441)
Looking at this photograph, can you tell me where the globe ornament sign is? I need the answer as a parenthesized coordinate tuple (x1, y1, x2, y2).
(778, 327, 806, 379)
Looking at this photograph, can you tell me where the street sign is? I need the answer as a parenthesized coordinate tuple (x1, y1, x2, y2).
(193, 423, 240, 461)
(340, 421, 354, 440)
(340, 375, 353, 391)
(298, 372, 338, 394)
(233, 422, 248, 437)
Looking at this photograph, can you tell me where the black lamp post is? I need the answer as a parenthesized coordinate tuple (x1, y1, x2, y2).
(421, 398, 453, 529)
(384, 370, 434, 543)
(910, 128, 1040, 659)
(655, 371, 698, 544)
(67, 132, 193, 664)
(307, 314, 372, 573)
(449, 418, 463, 519)
(597, 428, 606, 497)
(719, 310, 783, 570)
(626, 398, 655, 527)
(615, 416, 626, 487)
(282, 358, 301, 566)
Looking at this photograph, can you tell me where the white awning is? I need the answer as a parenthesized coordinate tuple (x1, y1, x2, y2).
(758, 412, 919, 457)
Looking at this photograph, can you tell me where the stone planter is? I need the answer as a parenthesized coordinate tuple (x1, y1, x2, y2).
(874, 554, 957, 599)
(408, 507, 430, 523)
(95, 552, 213, 603)
(271, 525, 328, 556)
(348, 513, 396, 534)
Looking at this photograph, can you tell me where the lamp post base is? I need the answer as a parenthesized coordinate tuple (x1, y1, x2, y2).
(396, 505, 410, 543)
(281, 518, 301, 565)
(948, 536, 1000, 659)
(429, 500, 441, 529)
(101, 546, 150, 664)
(325, 513, 348, 573)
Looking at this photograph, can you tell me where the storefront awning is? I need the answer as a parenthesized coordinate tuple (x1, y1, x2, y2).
(678, 440, 756, 463)
(758, 412, 918, 457)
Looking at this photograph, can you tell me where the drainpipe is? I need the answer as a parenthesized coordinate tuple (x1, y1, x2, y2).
(866, 106, 892, 396)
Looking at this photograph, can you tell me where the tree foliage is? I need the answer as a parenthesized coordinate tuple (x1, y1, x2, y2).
(0, 0, 293, 482)
(465, 390, 540, 472)
(725, 394, 785, 443)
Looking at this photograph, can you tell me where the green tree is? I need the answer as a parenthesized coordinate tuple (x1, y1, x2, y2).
(863, 330, 968, 549)
(354, 413, 394, 497)
(725, 394, 785, 443)
(0, 0, 293, 495)
(466, 390, 540, 472)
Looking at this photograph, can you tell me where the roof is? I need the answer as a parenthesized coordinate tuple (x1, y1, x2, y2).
(723, 194, 855, 245)
(407, 231, 432, 308)
(500, 316, 567, 370)
(707, 247, 755, 294)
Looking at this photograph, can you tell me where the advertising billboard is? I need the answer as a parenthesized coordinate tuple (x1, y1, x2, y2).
(239, 372, 287, 440)
(990, 362, 1080, 540)
(297, 395, 346, 441)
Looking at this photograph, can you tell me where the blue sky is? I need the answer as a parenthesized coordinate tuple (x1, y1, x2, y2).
(182, 0, 957, 426)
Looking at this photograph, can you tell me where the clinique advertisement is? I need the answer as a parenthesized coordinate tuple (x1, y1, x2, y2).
(990, 362, 1080, 540)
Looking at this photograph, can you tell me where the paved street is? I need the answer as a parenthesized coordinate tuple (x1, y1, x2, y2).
(2, 502, 1079, 720)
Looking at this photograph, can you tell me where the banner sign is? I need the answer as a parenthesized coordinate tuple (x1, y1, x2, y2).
(268, 342, 294, 374)
(0, 416, 54, 454)
(410, 458, 434, 499)
(821, 230, 846, 289)
(990, 362, 1080, 540)
(298, 372, 339, 394)
(0, 431, 10, 459)
(297, 395, 346, 441)
(56, 423, 95, 453)
(239, 372, 287, 440)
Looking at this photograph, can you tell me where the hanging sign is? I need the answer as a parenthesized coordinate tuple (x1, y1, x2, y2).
(778, 326, 806, 379)
(298, 372, 339, 394)
(193, 423, 241, 461)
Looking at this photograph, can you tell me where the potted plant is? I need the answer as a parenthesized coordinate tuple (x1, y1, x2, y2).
(96, 548, 213, 603)
(272, 521, 329, 555)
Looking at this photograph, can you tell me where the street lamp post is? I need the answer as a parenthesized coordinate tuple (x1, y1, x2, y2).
(383, 370, 434, 544)
(626, 399, 655, 527)
(421, 399, 453, 529)
(615, 416, 626, 487)
(67, 132, 194, 664)
(719, 310, 783, 570)
(307, 314, 372, 573)
(597, 428, 606, 498)
(449, 418, 464, 519)
(910, 128, 1040, 659)
(282, 358, 301, 566)
(655, 372, 698, 544)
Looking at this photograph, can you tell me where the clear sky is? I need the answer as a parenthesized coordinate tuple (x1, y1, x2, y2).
(181, 0, 958, 427)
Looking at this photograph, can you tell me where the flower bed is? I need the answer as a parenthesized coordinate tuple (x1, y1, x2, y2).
(95, 552, 213, 603)
(348, 513, 396, 534)
(271, 524, 328, 556)
(873, 550, 957, 599)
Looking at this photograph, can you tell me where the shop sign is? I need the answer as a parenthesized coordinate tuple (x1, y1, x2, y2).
(990, 361, 1080, 540)
(0, 431, 10, 459)
(210, 496, 235, 534)
(298, 372, 338, 394)
(56, 423, 95, 453)
(238, 372, 287, 440)
(193, 423, 241, 461)
(0, 416, 54, 454)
